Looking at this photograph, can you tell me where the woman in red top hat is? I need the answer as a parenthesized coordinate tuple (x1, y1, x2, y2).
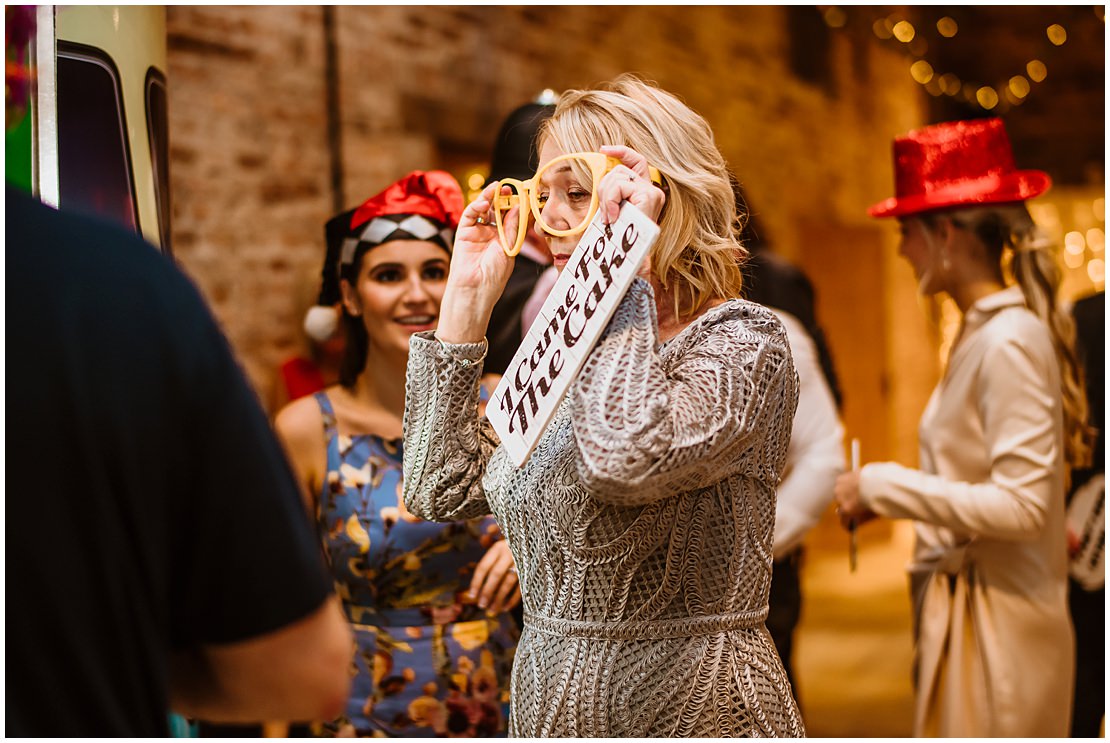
(834, 118, 1093, 737)
(275, 171, 520, 737)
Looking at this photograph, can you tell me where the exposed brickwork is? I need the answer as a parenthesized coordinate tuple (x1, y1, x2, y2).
(166, 5, 929, 452)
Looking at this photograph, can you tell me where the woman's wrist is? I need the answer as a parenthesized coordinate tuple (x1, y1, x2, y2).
(436, 287, 493, 344)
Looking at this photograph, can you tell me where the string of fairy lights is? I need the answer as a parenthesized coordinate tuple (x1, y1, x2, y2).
(818, 6, 1104, 114)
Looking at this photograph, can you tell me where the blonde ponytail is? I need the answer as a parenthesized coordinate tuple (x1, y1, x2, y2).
(950, 204, 1095, 469)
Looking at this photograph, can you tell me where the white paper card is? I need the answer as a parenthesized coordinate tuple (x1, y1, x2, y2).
(486, 202, 660, 467)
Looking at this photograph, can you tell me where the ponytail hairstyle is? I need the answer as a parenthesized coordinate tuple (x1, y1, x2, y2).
(942, 203, 1095, 470)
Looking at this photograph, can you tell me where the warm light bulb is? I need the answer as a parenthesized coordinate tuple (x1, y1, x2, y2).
(910, 60, 934, 84)
(1065, 231, 1086, 253)
(1086, 228, 1105, 253)
(823, 6, 847, 28)
(467, 173, 485, 190)
(939, 73, 961, 95)
(1008, 76, 1030, 98)
(1027, 59, 1048, 82)
(976, 87, 999, 109)
(892, 20, 915, 42)
(1046, 24, 1067, 45)
(936, 16, 958, 37)
(1087, 258, 1105, 284)
(873, 18, 893, 39)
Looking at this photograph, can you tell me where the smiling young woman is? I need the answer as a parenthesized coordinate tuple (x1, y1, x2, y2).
(274, 171, 521, 737)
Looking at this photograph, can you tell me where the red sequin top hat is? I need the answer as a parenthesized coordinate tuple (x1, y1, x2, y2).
(868, 118, 1051, 219)
(349, 170, 463, 233)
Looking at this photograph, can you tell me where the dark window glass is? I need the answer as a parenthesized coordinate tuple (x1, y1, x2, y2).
(146, 68, 172, 255)
(56, 43, 137, 231)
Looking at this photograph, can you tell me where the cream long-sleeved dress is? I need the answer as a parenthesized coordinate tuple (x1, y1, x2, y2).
(403, 279, 805, 737)
(859, 285, 1075, 737)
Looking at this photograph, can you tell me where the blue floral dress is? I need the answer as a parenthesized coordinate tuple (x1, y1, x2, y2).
(313, 392, 517, 737)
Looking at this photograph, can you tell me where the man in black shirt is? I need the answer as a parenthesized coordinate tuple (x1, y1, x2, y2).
(6, 188, 352, 736)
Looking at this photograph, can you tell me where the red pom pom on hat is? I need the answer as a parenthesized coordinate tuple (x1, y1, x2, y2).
(868, 118, 1051, 219)
(350, 170, 464, 231)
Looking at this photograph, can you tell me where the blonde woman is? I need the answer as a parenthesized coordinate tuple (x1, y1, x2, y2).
(835, 118, 1093, 737)
(402, 75, 804, 736)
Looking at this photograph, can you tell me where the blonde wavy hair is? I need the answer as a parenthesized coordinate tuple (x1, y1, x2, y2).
(539, 74, 745, 320)
(920, 204, 1094, 470)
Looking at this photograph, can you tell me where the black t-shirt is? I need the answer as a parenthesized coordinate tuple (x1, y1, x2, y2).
(6, 188, 332, 736)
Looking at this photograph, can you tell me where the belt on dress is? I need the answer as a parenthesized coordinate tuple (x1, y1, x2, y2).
(523, 609, 767, 641)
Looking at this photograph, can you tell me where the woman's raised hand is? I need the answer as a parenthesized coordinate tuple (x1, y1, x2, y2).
(450, 182, 518, 290)
(597, 144, 666, 226)
(436, 182, 518, 344)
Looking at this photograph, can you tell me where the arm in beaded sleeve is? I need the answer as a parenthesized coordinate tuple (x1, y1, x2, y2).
(569, 279, 799, 506)
(401, 332, 499, 521)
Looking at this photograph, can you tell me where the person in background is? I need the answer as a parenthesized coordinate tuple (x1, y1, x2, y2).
(482, 96, 556, 377)
(403, 74, 805, 736)
(274, 171, 520, 737)
(736, 184, 843, 408)
(733, 186, 845, 700)
(1065, 289, 1104, 737)
(6, 186, 353, 736)
(834, 118, 1094, 737)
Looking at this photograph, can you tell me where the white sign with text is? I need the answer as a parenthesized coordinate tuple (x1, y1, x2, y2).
(486, 202, 660, 467)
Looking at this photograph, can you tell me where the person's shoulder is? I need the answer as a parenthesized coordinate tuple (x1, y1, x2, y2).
(982, 305, 1055, 370)
(10, 188, 170, 270)
(10, 190, 208, 318)
(990, 304, 1051, 343)
(696, 298, 791, 353)
(274, 390, 326, 442)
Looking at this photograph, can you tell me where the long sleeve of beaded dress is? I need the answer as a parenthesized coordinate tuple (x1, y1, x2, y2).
(403, 279, 805, 737)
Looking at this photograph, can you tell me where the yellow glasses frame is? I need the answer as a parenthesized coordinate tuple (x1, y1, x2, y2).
(491, 152, 664, 257)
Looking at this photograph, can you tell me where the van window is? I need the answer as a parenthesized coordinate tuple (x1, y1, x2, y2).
(56, 42, 138, 232)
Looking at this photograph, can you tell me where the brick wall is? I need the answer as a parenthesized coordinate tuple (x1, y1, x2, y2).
(166, 6, 934, 459)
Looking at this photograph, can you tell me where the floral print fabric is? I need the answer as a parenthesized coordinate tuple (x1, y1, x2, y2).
(313, 392, 516, 737)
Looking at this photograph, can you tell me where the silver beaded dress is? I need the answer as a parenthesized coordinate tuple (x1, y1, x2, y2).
(403, 279, 805, 737)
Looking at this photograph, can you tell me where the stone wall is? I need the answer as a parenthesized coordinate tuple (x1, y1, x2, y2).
(166, 5, 935, 465)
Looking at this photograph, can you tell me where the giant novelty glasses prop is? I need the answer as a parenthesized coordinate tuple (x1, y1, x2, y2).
(491, 152, 664, 256)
